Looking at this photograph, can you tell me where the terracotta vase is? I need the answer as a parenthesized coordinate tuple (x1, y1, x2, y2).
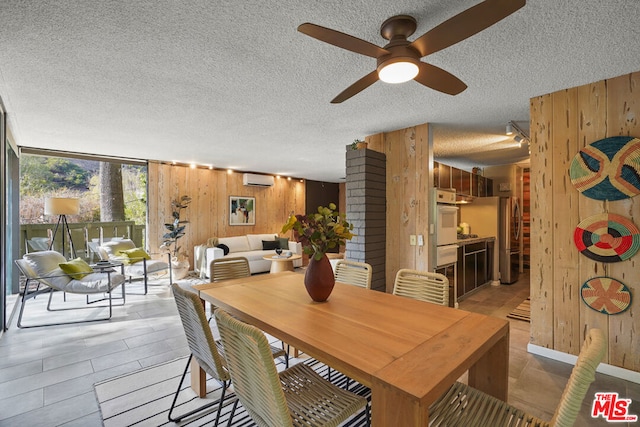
(304, 253, 335, 302)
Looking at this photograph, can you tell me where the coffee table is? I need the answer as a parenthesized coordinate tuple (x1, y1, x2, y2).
(262, 254, 302, 273)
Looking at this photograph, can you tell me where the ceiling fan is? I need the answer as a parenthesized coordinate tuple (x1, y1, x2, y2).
(298, 0, 526, 103)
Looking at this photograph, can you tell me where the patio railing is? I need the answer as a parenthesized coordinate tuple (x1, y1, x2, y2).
(20, 221, 146, 262)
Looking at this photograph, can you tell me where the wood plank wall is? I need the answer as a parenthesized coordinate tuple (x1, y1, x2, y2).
(530, 71, 639, 371)
(365, 124, 430, 292)
(147, 162, 306, 268)
(522, 168, 530, 268)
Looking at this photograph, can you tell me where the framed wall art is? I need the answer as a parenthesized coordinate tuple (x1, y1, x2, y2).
(229, 196, 255, 225)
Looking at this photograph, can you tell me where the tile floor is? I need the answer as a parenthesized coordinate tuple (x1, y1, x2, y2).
(0, 271, 638, 426)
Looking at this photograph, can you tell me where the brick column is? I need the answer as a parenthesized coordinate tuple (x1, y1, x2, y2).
(345, 148, 386, 292)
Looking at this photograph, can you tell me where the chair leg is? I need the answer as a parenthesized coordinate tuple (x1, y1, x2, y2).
(168, 354, 229, 426)
(282, 342, 289, 368)
(143, 259, 148, 295)
(365, 400, 371, 426)
(226, 398, 240, 427)
(17, 282, 123, 329)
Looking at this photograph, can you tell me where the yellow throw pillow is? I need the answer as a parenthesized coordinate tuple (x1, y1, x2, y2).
(59, 258, 94, 280)
(118, 247, 151, 264)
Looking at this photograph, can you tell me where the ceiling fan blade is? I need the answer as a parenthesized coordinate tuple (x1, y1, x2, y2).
(331, 71, 379, 103)
(298, 23, 389, 58)
(414, 62, 467, 95)
(410, 0, 526, 57)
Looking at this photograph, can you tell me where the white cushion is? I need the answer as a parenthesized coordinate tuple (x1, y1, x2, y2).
(23, 251, 68, 277)
(218, 236, 250, 253)
(21, 251, 124, 293)
(124, 259, 169, 276)
(64, 272, 125, 293)
(246, 233, 278, 251)
(101, 239, 136, 259)
(39, 267, 73, 290)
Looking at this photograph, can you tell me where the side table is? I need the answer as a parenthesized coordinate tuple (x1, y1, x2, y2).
(262, 254, 302, 273)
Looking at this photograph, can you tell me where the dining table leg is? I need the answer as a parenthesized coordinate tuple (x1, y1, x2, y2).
(467, 332, 510, 400)
(190, 358, 207, 397)
(370, 324, 510, 426)
(189, 296, 208, 397)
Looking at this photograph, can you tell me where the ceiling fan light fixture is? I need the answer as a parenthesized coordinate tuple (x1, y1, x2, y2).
(378, 57, 419, 84)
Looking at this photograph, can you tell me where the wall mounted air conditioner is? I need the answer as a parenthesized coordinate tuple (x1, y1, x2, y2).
(243, 173, 274, 187)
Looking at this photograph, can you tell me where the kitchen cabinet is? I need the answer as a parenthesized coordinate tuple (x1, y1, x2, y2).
(457, 169, 471, 196)
(456, 238, 492, 298)
(434, 161, 452, 189)
(434, 161, 493, 196)
(472, 174, 485, 197)
(434, 263, 457, 308)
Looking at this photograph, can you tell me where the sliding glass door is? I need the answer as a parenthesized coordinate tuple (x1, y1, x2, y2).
(1, 98, 20, 333)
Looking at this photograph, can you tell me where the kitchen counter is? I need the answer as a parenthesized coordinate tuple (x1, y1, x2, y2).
(456, 235, 495, 245)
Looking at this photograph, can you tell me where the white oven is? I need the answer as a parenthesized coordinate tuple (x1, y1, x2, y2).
(436, 189, 459, 266)
(436, 205, 459, 247)
(436, 243, 458, 266)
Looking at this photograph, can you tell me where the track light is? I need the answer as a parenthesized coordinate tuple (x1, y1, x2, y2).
(506, 120, 530, 146)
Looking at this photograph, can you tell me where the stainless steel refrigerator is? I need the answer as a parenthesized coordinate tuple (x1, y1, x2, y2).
(499, 196, 522, 284)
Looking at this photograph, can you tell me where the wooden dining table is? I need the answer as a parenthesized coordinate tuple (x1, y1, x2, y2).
(192, 271, 509, 426)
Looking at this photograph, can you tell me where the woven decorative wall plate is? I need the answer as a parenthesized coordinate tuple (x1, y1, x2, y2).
(573, 213, 640, 262)
(569, 136, 640, 200)
(581, 277, 632, 315)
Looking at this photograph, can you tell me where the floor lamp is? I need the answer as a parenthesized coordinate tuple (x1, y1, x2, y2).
(45, 197, 80, 259)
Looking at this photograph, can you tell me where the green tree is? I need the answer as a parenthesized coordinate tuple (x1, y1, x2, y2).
(99, 162, 125, 221)
(123, 165, 147, 225)
(20, 156, 90, 196)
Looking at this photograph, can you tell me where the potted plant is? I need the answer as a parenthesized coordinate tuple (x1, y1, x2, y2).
(281, 203, 354, 301)
(160, 195, 192, 279)
(350, 139, 368, 150)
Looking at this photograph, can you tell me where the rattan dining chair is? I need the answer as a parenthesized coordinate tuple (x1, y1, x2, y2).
(169, 283, 232, 425)
(334, 259, 372, 289)
(392, 269, 449, 306)
(328, 259, 373, 385)
(169, 284, 290, 424)
(208, 256, 289, 367)
(206, 256, 250, 319)
(428, 328, 607, 427)
(209, 256, 251, 281)
(215, 309, 370, 427)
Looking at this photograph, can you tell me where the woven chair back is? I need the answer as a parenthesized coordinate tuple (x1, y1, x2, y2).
(171, 284, 229, 382)
(210, 257, 251, 282)
(393, 269, 449, 306)
(550, 328, 607, 427)
(215, 309, 293, 426)
(334, 260, 372, 289)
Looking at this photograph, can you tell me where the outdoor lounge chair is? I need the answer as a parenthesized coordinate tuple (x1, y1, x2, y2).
(15, 250, 125, 328)
(98, 238, 171, 294)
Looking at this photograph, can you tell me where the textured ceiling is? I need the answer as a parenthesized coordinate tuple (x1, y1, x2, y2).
(1, 1, 639, 182)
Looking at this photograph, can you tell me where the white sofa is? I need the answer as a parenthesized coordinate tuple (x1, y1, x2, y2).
(194, 233, 302, 278)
